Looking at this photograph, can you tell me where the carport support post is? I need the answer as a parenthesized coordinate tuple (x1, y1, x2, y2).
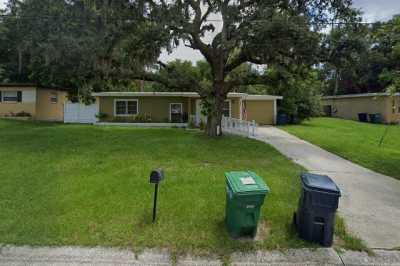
(152, 183, 159, 223)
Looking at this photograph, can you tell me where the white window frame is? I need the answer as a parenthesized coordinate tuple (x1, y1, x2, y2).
(169, 103, 183, 122)
(114, 99, 139, 117)
(50, 92, 58, 104)
(223, 99, 232, 118)
(2, 91, 19, 103)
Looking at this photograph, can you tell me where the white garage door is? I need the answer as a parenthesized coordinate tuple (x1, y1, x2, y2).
(64, 102, 99, 124)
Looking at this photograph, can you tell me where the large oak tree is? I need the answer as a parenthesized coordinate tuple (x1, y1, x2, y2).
(138, 0, 356, 136)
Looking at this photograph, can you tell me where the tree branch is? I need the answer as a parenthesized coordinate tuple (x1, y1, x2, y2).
(200, 1, 214, 24)
(225, 49, 248, 73)
(117, 64, 204, 93)
(185, 0, 214, 63)
(226, 73, 272, 89)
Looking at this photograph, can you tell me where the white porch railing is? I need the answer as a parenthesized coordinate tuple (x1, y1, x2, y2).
(221, 116, 258, 137)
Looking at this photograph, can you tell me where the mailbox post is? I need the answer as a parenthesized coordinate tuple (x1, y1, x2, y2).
(150, 169, 164, 223)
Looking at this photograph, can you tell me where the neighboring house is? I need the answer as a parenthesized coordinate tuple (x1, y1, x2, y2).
(322, 93, 400, 124)
(0, 84, 68, 121)
(92, 92, 283, 125)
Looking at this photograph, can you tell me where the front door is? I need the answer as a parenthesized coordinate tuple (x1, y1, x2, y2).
(170, 103, 183, 123)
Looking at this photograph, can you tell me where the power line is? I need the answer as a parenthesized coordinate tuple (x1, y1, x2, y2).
(0, 13, 394, 26)
(0, 13, 393, 48)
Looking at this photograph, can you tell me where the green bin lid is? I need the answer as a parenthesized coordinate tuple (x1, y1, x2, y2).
(225, 171, 270, 195)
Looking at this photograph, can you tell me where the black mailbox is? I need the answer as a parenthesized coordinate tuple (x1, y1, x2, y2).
(150, 169, 164, 184)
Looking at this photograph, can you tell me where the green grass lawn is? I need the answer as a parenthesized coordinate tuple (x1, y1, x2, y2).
(0, 119, 360, 255)
(282, 117, 400, 180)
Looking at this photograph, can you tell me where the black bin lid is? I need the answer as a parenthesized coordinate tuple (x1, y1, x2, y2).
(301, 173, 341, 196)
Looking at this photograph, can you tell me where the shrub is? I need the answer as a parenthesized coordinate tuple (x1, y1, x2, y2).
(144, 113, 152, 122)
(188, 119, 196, 128)
(199, 120, 206, 130)
(112, 116, 135, 123)
(15, 111, 32, 117)
(134, 115, 145, 122)
(266, 68, 322, 123)
(95, 113, 108, 119)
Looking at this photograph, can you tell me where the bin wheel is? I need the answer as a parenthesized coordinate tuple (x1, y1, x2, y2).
(293, 212, 297, 229)
(251, 229, 257, 238)
(229, 231, 240, 239)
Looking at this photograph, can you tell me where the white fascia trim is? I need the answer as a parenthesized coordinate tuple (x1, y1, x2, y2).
(114, 99, 139, 117)
(92, 91, 283, 101)
(227, 93, 247, 98)
(93, 91, 247, 98)
(244, 95, 283, 100)
(94, 92, 200, 97)
(322, 92, 400, 100)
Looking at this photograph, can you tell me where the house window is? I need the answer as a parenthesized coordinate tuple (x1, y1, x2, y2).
(50, 93, 58, 104)
(2, 91, 21, 102)
(222, 100, 231, 117)
(114, 99, 138, 116)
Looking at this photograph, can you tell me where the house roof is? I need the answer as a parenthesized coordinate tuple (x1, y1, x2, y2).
(0, 83, 69, 91)
(92, 91, 283, 100)
(243, 94, 283, 100)
(0, 83, 37, 87)
(322, 92, 400, 100)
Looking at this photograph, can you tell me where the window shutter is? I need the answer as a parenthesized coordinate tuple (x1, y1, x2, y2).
(17, 91, 22, 102)
(0, 91, 2, 102)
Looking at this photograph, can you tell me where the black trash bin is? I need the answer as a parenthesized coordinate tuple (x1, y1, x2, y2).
(277, 113, 289, 125)
(358, 113, 368, 122)
(369, 113, 383, 124)
(293, 173, 341, 247)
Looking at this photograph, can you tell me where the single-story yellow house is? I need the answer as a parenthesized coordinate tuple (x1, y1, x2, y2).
(321, 93, 400, 124)
(0, 84, 68, 121)
(92, 92, 283, 125)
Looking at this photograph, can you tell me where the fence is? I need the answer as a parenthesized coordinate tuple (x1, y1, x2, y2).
(64, 102, 98, 124)
(221, 116, 258, 137)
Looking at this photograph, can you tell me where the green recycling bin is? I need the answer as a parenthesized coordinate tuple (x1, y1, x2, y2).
(225, 171, 270, 238)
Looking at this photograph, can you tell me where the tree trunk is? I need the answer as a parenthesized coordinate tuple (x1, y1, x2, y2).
(334, 68, 340, 95)
(206, 113, 221, 137)
(205, 83, 226, 137)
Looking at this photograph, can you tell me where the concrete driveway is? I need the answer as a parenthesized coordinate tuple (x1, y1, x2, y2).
(255, 126, 400, 249)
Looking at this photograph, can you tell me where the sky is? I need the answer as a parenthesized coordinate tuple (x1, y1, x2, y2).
(159, 0, 400, 63)
(1, 0, 399, 63)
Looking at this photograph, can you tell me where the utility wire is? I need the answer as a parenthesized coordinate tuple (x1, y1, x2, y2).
(0, 13, 394, 26)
